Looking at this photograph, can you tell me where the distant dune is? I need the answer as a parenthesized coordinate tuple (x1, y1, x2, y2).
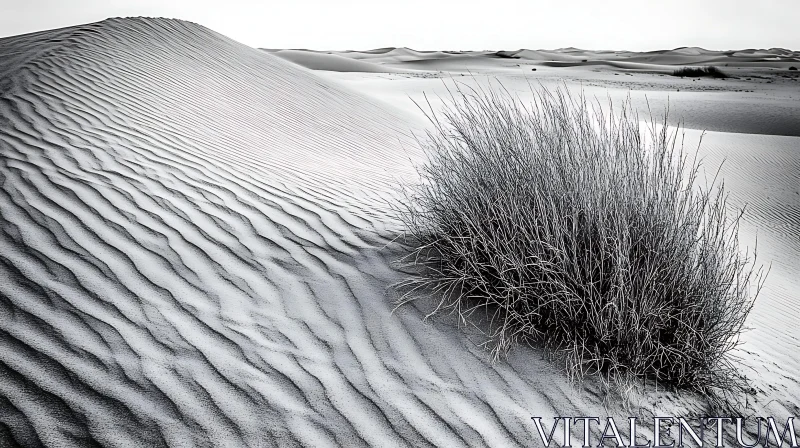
(308, 45, 800, 137)
(269, 49, 406, 73)
(338, 47, 491, 64)
(319, 45, 800, 70)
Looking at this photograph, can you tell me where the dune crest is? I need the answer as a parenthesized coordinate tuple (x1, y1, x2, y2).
(270, 49, 405, 73)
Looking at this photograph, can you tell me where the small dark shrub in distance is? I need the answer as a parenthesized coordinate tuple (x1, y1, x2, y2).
(495, 51, 521, 59)
(395, 83, 764, 404)
(790, 66, 798, 71)
(673, 66, 729, 78)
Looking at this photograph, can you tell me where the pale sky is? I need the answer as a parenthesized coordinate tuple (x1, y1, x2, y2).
(1, 0, 798, 51)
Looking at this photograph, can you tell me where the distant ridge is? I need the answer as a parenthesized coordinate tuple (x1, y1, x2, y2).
(304, 44, 800, 67)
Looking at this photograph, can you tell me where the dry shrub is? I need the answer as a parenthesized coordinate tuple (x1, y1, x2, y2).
(394, 82, 766, 401)
(672, 66, 729, 78)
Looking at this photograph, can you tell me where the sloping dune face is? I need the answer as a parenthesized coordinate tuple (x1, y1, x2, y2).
(0, 18, 609, 447)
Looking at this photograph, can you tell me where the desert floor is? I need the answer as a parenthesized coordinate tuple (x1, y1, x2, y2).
(0, 18, 797, 447)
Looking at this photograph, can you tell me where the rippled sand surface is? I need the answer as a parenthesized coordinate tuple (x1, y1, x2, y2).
(0, 18, 617, 447)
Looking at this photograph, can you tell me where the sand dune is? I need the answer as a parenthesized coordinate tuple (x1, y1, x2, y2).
(270, 49, 405, 73)
(0, 18, 627, 447)
(335, 47, 490, 65)
(313, 43, 800, 137)
(314, 45, 800, 72)
(503, 49, 591, 62)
